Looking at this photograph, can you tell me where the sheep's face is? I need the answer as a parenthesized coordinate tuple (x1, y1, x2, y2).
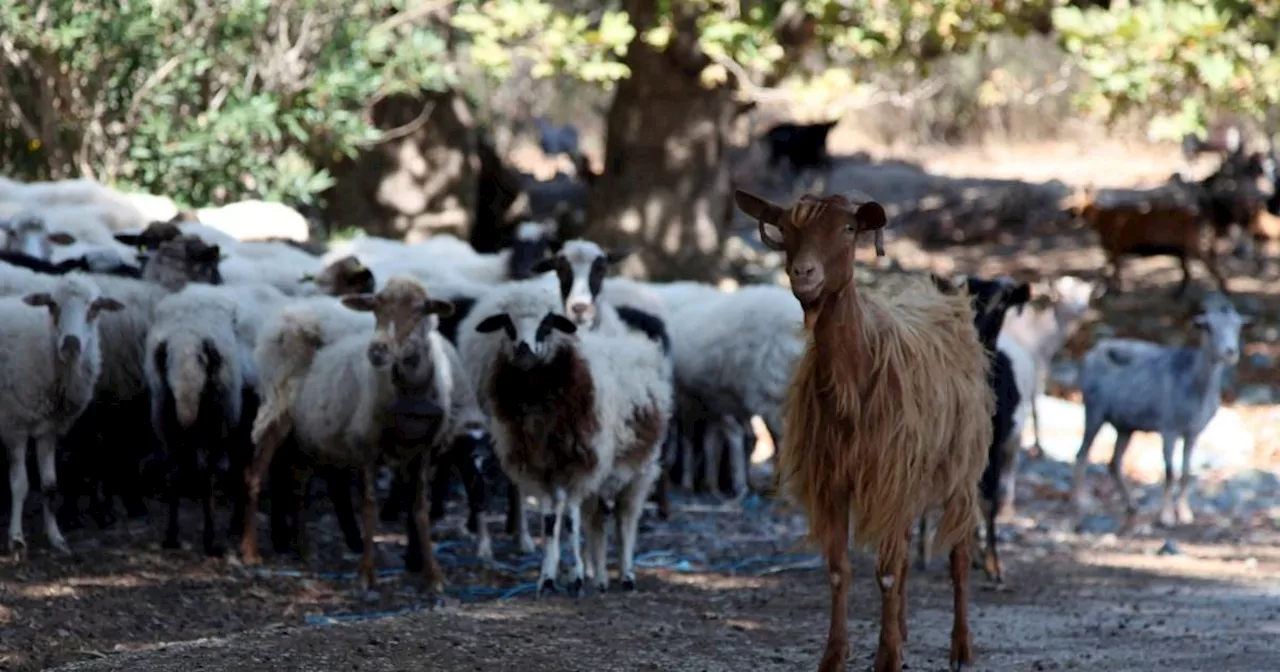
(23, 279, 124, 362)
(342, 279, 455, 371)
(735, 189, 887, 308)
(141, 236, 224, 288)
(1193, 306, 1250, 365)
(0, 217, 76, 260)
(532, 239, 628, 327)
(506, 220, 559, 281)
(304, 255, 375, 297)
(475, 309, 577, 370)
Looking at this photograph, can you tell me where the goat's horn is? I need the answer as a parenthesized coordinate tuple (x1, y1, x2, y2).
(873, 230, 885, 257)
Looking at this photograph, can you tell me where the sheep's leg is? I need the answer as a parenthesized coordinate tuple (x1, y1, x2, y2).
(325, 468, 365, 555)
(240, 428, 287, 565)
(1107, 430, 1138, 524)
(583, 496, 609, 593)
(511, 483, 535, 554)
(1157, 431, 1180, 527)
(197, 443, 226, 557)
(1070, 410, 1106, 515)
(356, 463, 378, 594)
(6, 432, 29, 557)
(817, 503, 851, 672)
(537, 490, 566, 597)
(412, 453, 445, 596)
(162, 443, 186, 551)
(702, 419, 724, 497)
(727, 419, 748, 499)
(615, 476, 652, 592)
(1175, 434, 1198, 524)
(872, 540, 907, 672)
(561, 501, 584, 596)
(678, 422, 696, 492)
(35, 435, 70, 555)
(913, 516, 930, 571)
(454, 446, 492, 560)
(948, 540, 974, 670)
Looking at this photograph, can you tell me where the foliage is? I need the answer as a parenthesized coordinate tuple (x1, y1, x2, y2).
(1054, 0, 1280, 140)
(0, 0, 455, 207)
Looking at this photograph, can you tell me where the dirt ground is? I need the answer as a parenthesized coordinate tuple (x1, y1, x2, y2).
(4, 137, 1280, 671)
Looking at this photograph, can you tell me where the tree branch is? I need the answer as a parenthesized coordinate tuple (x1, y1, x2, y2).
(358, 102, 437, 147)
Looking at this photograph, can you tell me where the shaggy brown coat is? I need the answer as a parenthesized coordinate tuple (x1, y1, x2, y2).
(736, 189, 992, 672)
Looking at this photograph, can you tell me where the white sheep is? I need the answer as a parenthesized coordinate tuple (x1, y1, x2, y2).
(1, 275, 124, 556)
(195, 199, 312, 243)
(241, 276, 457, 594)
(459, 279, 671, 594)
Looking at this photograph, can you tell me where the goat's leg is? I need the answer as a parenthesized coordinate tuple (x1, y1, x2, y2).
(6, 431, 29, 557)
(35, 435, 69, 555)
(1071, 410, 1106, 515)
(537, 490, 565, 597)
(412, 454, 445, 595)
(948, 540, 974, 670)
(356, 463, 378, 594)
(1175, 252, 1193, 297)
(997, 435, 1022, 520)
(1175, 434, 1199, 524)
(896, 531, 910, 642)
(872, 539, 907, 672)
(1107, 430, 1138, 525)
(817, 503, 851, 672)
(583, 497, 609, 593)
(1201, 250, 1230, 294)
(562, 501, 585, 596)
(1157, 431, 1179, 527)
(982, 499, 1003, 583)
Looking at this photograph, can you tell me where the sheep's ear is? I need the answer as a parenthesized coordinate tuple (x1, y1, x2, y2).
(547, 314, 577, 334)
(475, 314, 513, 334)
(22, 292, 53, 308)
(341, 294, 378, 312)
(298, 273, 317, 283)
(91, 297, 125, 313)
(423, 299, 455, 318)
(604, 248, 631, 265)
(350, 267, 375, 288)
(531, 257, 559, 274)
(47, 232, 76, 246)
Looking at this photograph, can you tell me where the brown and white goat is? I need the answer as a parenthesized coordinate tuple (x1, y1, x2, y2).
(736, 189, 992, 672)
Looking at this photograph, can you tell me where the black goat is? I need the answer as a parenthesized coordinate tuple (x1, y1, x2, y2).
(762, 120, 840, 176)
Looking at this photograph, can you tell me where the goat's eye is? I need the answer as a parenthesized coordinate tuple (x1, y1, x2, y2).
(844, 223, 857, 233)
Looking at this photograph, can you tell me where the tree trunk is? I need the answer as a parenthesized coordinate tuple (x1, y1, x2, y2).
(584, 2, 737, 282)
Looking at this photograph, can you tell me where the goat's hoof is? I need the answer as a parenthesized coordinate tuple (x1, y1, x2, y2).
(594, 582, 608, 595)
(621, 576, 636, 592)
(816, 645, 848, 672)
(537, 577, 556, 597)
(950, 663, 971, 672)
(1157, 510, 1177, 528)
(1176, 503, 1195, 525)
(161, 536, 181, 550)
(566, 577, 583, 598)
(9, 537, 26, 560)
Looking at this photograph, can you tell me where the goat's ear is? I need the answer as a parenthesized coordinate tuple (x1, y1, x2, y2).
(341, 294, 378, 312)
(47, 232, 76, 246)
(475, 314, 512, 334)
(1009, 282, 1032, 306)
(531, 257, 559, 274)
(91, 297, 125, 313)
(929, 273, 957, 294)
(423, 299, 455, 318)
(114, 233, 143, 246)
(605, 248, 631, 265)
(22, 292, 53, 308)
(852, 201, 888, 232)
(735, 189, 787, 248)
(547, 314, 577, 334)
(1088, 282, 1107, 302)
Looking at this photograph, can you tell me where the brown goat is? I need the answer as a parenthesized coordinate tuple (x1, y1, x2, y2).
(735, 189, 992, 672)
(1064, 186, 1227, 296)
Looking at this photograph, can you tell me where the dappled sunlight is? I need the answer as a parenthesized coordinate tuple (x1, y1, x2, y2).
(658, 573, 779, 592)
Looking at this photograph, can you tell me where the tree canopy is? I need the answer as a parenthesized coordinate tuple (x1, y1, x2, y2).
(0, 0, 1275, 211)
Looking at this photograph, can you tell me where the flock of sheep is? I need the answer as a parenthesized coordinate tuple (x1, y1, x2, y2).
(0, 137, 1259, 671)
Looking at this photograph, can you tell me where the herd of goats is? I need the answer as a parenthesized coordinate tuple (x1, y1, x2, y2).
(0, 119, 1273, 671)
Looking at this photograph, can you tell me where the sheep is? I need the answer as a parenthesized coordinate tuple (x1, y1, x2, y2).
(1071, 302, 1248, 528)
(144, 287, 246, 556)
(1, 275, 124, 556)
(924, 274, 1031, 584)
(299, 255, 377, 297)
(0, 214, 76, 259)
(736, 188, 991, 672)
(240, 276, 457, 593)
(461, 279, 671, 594)
(762, 120, 840, 177)
(996, 275, 1101, 517)
(1063, 186, 1226, 295)
(195, 199, 312, 243)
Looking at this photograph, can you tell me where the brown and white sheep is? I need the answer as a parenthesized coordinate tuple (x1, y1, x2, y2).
(735, 189, 993, 672)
